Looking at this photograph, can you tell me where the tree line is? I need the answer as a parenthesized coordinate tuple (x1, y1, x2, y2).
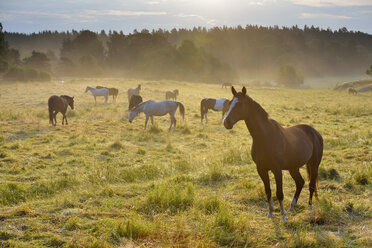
(2, 24, 372, 85)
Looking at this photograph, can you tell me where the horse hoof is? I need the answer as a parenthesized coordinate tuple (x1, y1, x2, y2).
(288, 207, 295, 212)
(267, 213, 274, 218)
(281, 216, 287, 222)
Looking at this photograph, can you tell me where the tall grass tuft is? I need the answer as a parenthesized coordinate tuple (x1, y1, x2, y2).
(198, 195, 222, 214)
(144, 182, 194, 214)
(115, 217, 153, 240)
(212, 206, 236, 246)
(109, 140, 123, 151)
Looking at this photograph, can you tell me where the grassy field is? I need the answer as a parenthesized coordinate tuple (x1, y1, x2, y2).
(0, 79, 371, 247)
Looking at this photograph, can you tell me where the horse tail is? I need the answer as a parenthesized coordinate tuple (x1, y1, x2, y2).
(304, 126, 323, 199)
(177, 102, 185, 121)
(200, 99, 206, 121)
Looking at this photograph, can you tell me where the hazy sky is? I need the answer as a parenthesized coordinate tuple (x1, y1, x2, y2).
(1, 0, 372, 34)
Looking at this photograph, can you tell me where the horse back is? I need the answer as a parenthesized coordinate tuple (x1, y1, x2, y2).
(282, 124, 323, 168)
(48, 95, 65, 111)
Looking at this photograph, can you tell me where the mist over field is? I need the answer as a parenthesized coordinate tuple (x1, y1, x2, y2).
(3, 25, 372, 85)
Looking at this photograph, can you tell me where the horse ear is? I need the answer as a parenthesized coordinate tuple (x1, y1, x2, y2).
(231, 86, 237, 96)
(72, 96, 74, 99)
(242, 86, 247, 95)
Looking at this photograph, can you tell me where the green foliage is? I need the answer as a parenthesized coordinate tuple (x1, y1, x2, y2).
(277, 64, 304, 87)
(61, 30, 104, 63)
(134, 39, 237, 83)
(366, 64, 372, 77)
(23, 50, 51, 71)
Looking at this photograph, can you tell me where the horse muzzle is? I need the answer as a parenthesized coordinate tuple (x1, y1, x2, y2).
(224, 119, 234, 129)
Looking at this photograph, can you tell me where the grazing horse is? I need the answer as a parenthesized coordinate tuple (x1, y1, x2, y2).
(165, 89, 179, 100)
(201, 98, 230, 124)
(348, 88, 358, 95)
(129, 100, 185, 131)
(128, 84, 141, 103)
(96, 86, 119, 101)
(224, 87, 323, 222)
(85, 86, 108, 103)
(222, 82, 232, 88)
(129, 95, 143, 110)
(48, 95, 74, 126)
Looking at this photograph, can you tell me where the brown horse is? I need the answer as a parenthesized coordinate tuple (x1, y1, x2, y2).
(201, 98, 230, 124)
(96, 86, 119, 101)
(224, 87, 323, 222)
(48, 95, 74, 126)
(222, 82, 232, 88)
(165, 89, 179, 100)
(129, 95, 143, 110)
(348, 88, 357, 95)
(128, 84, 141, 103)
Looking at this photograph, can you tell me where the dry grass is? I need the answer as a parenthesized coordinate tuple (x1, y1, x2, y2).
(0, 78, 371, 247)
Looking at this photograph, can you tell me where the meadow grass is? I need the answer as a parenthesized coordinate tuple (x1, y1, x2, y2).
(0, 79, 371, 247)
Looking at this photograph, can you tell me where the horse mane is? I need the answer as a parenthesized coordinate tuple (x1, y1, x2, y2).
(246, 96, 268, 119)
(60, 95, 72, 100)
(132, 101, 146, 112)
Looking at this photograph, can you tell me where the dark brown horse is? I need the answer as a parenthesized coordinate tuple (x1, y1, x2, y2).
(129, 95, 143, 110)
(201, 98, 230, 124)
(96, 86, 119, 101)
(224, 87, 323, 222)
(348, 88, 357, 95)
(48, 95, 74, 126)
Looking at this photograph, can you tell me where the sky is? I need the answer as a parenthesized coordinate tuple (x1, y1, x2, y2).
(1, 0, 372, 34)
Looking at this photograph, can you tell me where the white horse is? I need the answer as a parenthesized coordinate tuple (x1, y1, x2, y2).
(129, 100, 185, 131)
(128, 84, 141, 103)
(85, 86, 109, 103)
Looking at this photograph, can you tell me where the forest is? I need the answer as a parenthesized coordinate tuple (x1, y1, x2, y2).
(2, 24, 372, 84)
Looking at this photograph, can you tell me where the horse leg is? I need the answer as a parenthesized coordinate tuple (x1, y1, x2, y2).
(288, 169, 305, 212)
(273, 169, 286, 222)
(221, 111, 225, 124)
(173, 116, 177, 131)
(308, 164, 318, 207)
(144, 115, 149, 130)
(64, 111, 68, 125)
(257, 167, 274, 218)
(151, 116, 154, 125)
(54, 113, 57, 126)
(169, 114, 173, 131)
(205, 113, 208, 123)
(94, 96, 96, 104)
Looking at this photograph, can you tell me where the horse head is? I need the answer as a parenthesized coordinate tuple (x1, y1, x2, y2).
(224, 86, 247, 129)
(69, 96, 75, 110)
(61, 95, 74, 110)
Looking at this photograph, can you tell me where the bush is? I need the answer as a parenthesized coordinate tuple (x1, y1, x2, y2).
(3, 66, 25, 81)
(3, 65, 51, 82)
(39, 70, 52, 81)
(277, 64, 304, 87)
